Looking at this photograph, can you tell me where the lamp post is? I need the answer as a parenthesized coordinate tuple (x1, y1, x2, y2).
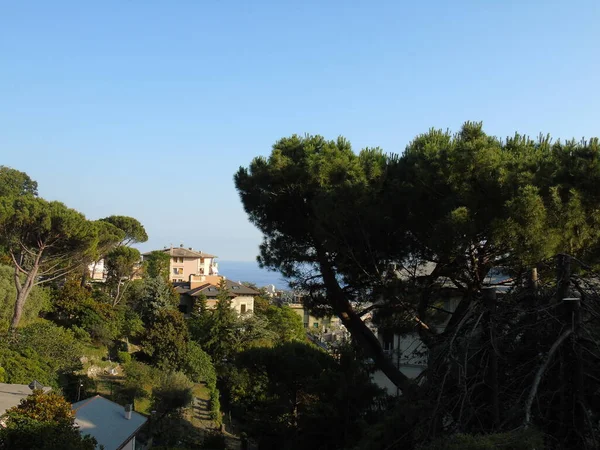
(77, 381, 84, 402)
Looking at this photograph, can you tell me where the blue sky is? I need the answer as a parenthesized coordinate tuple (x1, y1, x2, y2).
(1, 1, 599, 261)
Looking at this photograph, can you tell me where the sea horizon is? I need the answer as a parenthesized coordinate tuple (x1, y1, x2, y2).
(217, 260, 290, 291)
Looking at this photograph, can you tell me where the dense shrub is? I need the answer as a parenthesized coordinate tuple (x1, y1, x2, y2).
(117, 351, 131, 364)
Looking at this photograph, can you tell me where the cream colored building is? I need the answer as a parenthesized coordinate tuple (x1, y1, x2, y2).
(142, 245, 218, 282)
(176, 275, 257, 316)
(288, 302, 341, 332)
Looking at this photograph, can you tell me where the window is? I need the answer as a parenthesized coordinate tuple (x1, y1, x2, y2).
(172, 257, 177, 263)
(173, 268, 183, 275)
(240, 304, 246, 314)
(313, 322, 319, 328)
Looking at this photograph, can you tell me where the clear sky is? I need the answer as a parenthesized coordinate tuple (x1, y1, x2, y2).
(1, 1, 599, 261)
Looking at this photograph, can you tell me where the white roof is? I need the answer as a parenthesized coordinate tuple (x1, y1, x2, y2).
(72, 395, 147, 450)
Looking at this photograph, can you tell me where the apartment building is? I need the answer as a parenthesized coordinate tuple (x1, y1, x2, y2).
(142, 245, 218, 282)
(176, 275, 258, 315)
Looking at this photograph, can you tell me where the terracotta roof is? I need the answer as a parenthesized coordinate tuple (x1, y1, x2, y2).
(142, 247, 217, 258)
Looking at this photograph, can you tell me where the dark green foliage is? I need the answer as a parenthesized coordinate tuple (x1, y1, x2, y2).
(227, 342, 383, 450)
(130, 275, 180, 322)
(263, 304, 305, 342)
(144, 250, 171, 280)
(185, 341, 216, 384)
(14, 322, 83, 373)
(150, 372, 194, 447)
(100, 215, 148, 246)
(122, 360, 159, 403)
(0, 195, 102, 328)
(234, 134, 416, 392)
(152, 371, 194, 415)
(117, 350, 131, 364)
(252, 293, 271, 316)
(189, 282, 238, 364)
(0, 345, 57, 387)
(104, 245, 142, 305)
(235, 125, 600, 400)
(50, 279, 94, 325)
(183, 341, 221, 423)
(142, 309, 189, 370)
(0, 322, 81, 387)
(0, 166, 38, 197)
(51, 279, 143, 345)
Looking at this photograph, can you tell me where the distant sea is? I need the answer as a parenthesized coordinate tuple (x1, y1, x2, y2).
(218, 260, 289, 290)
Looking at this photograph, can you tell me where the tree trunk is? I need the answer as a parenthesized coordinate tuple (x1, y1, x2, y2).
(483, 288, 500, 428)
(11, 266, 38, 330)
(316, 248, 415, 394)
(80, 265, 89, 287)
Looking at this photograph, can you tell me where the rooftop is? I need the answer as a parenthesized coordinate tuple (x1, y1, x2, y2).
(179, 279, 260, 297)
(72, 395, 147, 450)
(0, 382, 51, 417)
(142, 246, 217, 259)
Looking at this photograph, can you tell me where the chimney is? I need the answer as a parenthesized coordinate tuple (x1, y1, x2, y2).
(124, 404, 132, 420)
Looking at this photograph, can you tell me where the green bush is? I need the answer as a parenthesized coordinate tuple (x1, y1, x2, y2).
(117, 351, 131, 364)
(209, 388, 221, 424)
(15, 322, 83, 373)
(0, 346, 57, 387)
(71, 325, 91, 343)
(185, 341, 216, 384)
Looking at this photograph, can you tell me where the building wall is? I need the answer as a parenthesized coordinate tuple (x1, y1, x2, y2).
(231, 295, 254, 315)
(170, 257, 197, 282)
(122, 437, 134, 450)
(180, 295, 254, 316)
(372, 294, 463, 395)
(170, 257, 217, 282)
(88, 260, 106, 281)
(289, 304, 340, 331)
(199, 257, 217, 275)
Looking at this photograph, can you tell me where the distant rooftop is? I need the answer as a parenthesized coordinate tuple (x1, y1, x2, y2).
(72, 395, 147, 450)
(0, 382, 51, 417)
(178, 278, 260, 297)
(142, 246, 217, 258)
